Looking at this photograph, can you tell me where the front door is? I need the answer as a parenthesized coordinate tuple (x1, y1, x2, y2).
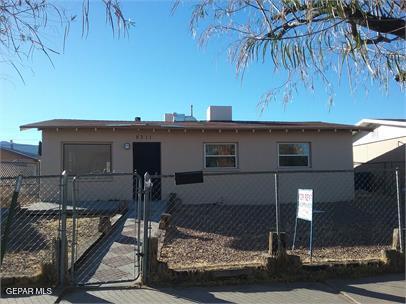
(133, 142, 161, 200)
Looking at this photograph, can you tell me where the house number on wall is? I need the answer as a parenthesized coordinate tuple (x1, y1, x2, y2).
(134, 134, 152, 140)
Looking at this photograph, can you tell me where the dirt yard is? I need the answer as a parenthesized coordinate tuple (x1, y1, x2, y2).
(0, 187, 40, 208)
(160, 226, 265, 269)
(288, 245, 390, 264)
(159, 203, 395, 270)
(0, 216, 100, 279)
(160, 226, 389, 269)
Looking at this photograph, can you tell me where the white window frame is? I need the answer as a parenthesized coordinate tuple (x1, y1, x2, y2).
(204, 143, 238, 169)
(278, 142, 311, 168)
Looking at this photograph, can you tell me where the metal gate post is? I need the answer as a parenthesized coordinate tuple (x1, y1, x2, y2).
(134, 171, 142, 272)
(395, 168, 403, 253)
(59, 171, 68, 286)
(142, 172, 153, 284)
(70, 176, 77, 283)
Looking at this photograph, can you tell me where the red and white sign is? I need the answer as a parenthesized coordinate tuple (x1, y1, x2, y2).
(297, 189, 313, 221)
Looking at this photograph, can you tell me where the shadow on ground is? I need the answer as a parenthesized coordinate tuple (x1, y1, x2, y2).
(57, 274, 405, 304)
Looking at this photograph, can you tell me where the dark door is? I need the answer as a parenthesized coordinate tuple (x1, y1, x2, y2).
(133, 142, 161, 200)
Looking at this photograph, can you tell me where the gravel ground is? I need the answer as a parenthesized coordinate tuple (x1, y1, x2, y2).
(0, 216, 100, 279)
(160, 226, 265, 269)
(160, 226, 389, 269)
(288, 245, 390, 264)
(159, 203, 395, 270)
(0, 181, 42, 208)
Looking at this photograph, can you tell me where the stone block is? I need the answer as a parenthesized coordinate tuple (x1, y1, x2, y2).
(159, 213, 172, 230)
(98, 216, 112, 233)
(269, 231, 286, 256)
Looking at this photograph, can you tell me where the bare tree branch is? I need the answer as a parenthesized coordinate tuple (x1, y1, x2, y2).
(175, 0, 406, 106)
(0, 0, 134, 82)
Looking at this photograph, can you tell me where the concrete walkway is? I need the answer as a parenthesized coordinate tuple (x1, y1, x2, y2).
(73, 209, 140, 285)
(73, 200, 164, 285)
(57, 273, 404, 304)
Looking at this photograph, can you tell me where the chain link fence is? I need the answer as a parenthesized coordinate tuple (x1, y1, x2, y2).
(149, 169, 404, 269)
(0, 168, 403, 284)
(280, 169, 402, 263)
(0, 175, 61, 281)
(0, 172, 144, 286)
(0, 161, 39, 177)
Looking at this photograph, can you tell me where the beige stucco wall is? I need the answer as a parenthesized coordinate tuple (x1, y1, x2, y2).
(40, 128, 354, 204)
(353, 136, 406, 165)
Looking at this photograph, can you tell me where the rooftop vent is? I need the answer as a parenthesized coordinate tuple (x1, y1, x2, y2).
(164, 106, 197, 122)
(164, 113, 174, 122)
(206, 106, 232, 121)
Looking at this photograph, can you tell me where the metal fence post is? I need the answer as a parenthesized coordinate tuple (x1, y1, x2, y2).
(0, 175, 23, 265)
(70, 176, 77, 283)
(292, 189, 299, 251)
(395, 168, 403, 253)
(135, 171, 142, 271)
(274, 172, 281, 253)
(142, 172, 152, 284)
(59, 171, 68, 286)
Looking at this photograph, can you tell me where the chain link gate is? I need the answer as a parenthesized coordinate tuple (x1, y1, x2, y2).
(69, 172, 145, 285)
(1, 168, 403, 287)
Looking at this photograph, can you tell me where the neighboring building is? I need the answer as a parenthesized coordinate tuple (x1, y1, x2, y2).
(0, 147, 39, 163)
(0, 147, 40, 177)
(21, 106, 369, 204)
(353, 119, 406, 170)
(0, 141, 39, 156)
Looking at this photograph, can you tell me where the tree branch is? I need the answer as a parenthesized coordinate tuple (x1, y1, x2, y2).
(344, 7, 406, 39)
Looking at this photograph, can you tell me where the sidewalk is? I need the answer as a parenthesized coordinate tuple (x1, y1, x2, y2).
(55, 273, 404, 304)
(1, 274, 404, 303)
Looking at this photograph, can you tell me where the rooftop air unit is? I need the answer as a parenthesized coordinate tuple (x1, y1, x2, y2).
(206, 106, 232, 121)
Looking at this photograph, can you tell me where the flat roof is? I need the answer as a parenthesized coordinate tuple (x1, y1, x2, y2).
(356, 119, 406, 128)
(20, 119, 371, 132)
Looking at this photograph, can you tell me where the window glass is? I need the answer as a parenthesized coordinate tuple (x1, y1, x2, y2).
(205, 144, 237, 168)
(205, 144, 236, 156)
(278, 143, 310, 167)
(279, 143, 309, 155)
(279, 156, 309, 167)
(63, 144, 111, 175)
(205, 156, 236, 168)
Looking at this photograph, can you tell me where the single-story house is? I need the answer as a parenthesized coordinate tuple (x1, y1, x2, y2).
(0, 146, 39, 163)
(0, 146, 40, 177)
(353, 119, 406, 170)
(20, 106, 370, 204)
(353, 118, 405, 197)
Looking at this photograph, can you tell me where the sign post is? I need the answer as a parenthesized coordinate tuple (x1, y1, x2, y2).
(292, 189, 314, 262)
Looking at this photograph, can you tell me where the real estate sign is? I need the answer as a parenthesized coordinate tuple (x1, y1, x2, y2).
(297, 189, 313, 221)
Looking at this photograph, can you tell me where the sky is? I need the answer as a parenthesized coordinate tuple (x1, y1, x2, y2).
(0, 1, 405, 145)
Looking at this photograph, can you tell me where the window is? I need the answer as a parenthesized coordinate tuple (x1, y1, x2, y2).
(278, 143, 310, 167)
(63, 144, 111, 175)
(204, 143, 237, 168)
